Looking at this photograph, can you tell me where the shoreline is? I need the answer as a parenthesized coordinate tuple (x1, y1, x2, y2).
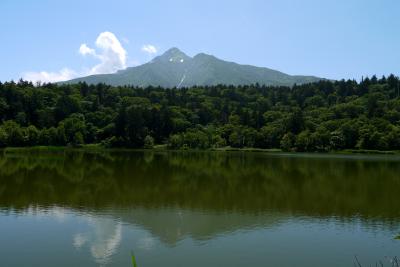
(1, 145, 399, 156)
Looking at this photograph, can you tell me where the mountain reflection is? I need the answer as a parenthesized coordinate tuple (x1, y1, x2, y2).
(103, 208, 287, 245)
(1, 150, 400, 266)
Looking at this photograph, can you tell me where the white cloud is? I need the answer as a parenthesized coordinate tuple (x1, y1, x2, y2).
(88, 31, 127, 75)
(79, 43, 96, 56)
(73, 233, 88, 249)
(23, 68, 77, 83)
(141, 44, 158, 55)
(71, 215, 123, 266)
(22, 31, 128, 83)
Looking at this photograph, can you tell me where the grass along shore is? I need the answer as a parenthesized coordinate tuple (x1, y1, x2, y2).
(1, 145, 400, 156)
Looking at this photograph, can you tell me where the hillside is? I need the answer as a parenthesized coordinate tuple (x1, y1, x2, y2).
(66, 48, 323, 87)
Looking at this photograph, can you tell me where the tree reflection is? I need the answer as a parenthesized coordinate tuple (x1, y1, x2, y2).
(0, 150, 399, 221)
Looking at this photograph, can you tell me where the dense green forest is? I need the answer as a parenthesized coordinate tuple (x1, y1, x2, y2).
(0, 75, 399, 151)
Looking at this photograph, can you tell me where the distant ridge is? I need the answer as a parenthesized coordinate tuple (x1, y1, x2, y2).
(65, 47, 323, 87)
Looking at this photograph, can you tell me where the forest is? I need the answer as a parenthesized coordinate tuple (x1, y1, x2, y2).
(0, 75, 399, 152)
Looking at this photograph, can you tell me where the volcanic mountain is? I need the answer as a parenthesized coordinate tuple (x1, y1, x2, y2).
(66, 48, 323, 87)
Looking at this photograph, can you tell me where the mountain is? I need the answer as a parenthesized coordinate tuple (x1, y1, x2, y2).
(65, 48, 323, 87)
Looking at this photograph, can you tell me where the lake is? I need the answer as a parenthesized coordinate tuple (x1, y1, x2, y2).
(0, 150, 399, 266)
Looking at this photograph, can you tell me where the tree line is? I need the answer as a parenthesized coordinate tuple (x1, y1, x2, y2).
(0, 75, 400, 151)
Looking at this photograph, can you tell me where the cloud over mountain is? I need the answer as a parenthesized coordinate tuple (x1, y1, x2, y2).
(23, 31, 128, 83)
(141, 44, 158, 55)
(83, 31, 127, 75)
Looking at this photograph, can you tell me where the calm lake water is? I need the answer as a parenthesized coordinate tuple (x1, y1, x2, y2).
(0, 150, 399, 266)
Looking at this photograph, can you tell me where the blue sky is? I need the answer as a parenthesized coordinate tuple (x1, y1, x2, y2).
(1, 0, 399, 82)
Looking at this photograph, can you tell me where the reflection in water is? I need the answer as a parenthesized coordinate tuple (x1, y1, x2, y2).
(104, 208, 287, 245)
(1, 150, 400, 219)
(0, 150, 399, 266)
(2, 206, 123, 266)
(73, 216, 122, 265)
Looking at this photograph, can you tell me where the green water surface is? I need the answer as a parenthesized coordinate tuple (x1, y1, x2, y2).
(0, 150, 399, 266)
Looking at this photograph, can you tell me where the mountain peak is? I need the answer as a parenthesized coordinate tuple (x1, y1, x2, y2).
(164, 47, 184, 55)
(155, 47, 191, 63)
(193, 53, 217, 61)
(66, 48, 324, 87)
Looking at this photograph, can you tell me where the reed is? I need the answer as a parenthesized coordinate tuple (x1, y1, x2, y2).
(131, 252, 138, 267)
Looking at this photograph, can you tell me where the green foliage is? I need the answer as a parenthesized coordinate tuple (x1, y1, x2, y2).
(25, 125, 39, 146)
(62, 113, 86, 145)
(144, 135, 154, 149)
(131, 252, 138, 267)
(0, 75, 400, 151)
(0, 98, 8, 118)
(1, 120, 24, 146)
(296, 130, 313, 152)
(281, 132, 295, 152)
(73, 132, 84, 146)
(0, 127, 7, 147)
